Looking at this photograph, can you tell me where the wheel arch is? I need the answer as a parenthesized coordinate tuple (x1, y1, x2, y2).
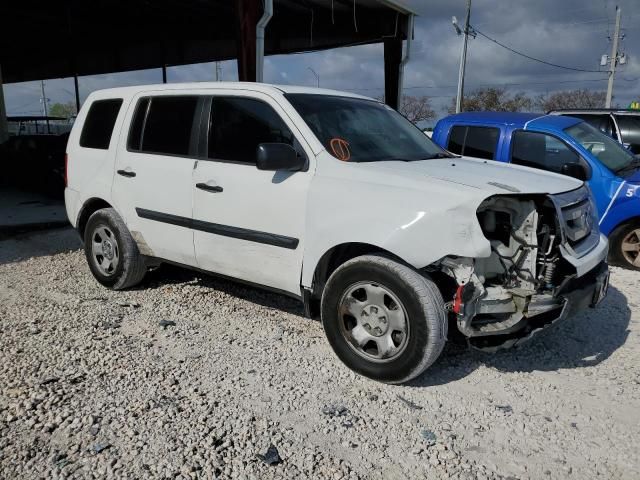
(303, 242, 408, 319)
(76, 197, 113, 240)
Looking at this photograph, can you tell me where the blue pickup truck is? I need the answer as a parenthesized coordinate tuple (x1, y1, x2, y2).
(432, 112, 640, 270)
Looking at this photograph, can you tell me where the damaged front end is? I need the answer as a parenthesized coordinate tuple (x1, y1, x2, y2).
(435, 186, 609, 352)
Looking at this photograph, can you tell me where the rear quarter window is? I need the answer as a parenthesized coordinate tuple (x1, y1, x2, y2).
(446, 125, 499, 160)
(79, 99, 123, 149)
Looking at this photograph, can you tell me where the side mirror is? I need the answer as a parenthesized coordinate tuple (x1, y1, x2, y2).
(256, 143, 305, 172)
(561, 162, 589, 181)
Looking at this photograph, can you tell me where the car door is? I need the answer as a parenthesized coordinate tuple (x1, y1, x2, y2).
(112, 93, 204, 266)
(192, 92, 313, 295)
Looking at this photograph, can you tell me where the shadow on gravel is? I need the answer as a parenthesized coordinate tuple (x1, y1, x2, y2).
(412, 286, 631, 387)
(0, 226, 80, 265)
(140, 264, 306, 316)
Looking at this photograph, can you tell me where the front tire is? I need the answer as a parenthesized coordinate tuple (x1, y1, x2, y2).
(84, 208, 147, 290)
(609, 221, 640, 270)
(321, 255, 447, 384)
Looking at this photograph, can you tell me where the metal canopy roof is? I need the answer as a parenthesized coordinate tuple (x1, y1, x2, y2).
(0, 0, 413, 84)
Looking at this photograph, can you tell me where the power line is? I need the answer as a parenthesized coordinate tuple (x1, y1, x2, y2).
(336, 76, 626, 93)
(474, 28, 604, 73)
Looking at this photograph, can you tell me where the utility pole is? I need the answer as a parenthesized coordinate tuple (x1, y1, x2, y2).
(455, 0, 472, 113)
(606, 5, 622, 108)
(215, 62, 222, 81)
(40, 80, 50, 134)
(307, 67, 319, 88)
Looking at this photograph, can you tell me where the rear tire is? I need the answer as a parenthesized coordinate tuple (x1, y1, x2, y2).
(84, 208, 147, 290)
(320, 254, 447, 384)
(608, 221, 640, 271)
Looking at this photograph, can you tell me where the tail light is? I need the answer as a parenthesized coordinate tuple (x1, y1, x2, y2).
(64, 153, 68, 187)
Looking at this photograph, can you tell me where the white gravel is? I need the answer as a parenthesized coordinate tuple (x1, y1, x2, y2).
(1, 227, 639, 480)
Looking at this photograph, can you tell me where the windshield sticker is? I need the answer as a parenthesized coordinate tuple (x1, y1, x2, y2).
(329, 137, 351, 161)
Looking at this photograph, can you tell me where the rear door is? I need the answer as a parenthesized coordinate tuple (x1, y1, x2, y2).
(192, 92, 313, 295)
(112, 93, 204, 266)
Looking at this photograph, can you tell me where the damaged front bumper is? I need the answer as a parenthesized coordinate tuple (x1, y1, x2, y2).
(468, 260, 609, 352)
(452, 233, 610, 352)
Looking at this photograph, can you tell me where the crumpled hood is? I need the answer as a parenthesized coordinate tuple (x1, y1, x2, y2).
(364, 156, 583, 195)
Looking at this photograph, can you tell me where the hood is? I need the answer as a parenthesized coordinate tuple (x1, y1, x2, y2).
(362, 156, 583, 195)
(624, 168, 640, 184)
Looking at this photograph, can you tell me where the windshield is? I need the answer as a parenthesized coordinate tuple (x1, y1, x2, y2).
(285, 94, 449, 162)
(565, 121, 637, 174)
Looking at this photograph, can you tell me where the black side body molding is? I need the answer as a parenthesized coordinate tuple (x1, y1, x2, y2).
(135, 208, 299, 250)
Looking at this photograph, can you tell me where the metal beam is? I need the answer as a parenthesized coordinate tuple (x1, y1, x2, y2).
(384, 37, 402, 110)
(74, 74, 81, 113)
(0, 64, 7, 143)
(236, 0, 259, 82)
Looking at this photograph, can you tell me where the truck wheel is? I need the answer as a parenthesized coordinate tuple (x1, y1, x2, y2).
(321, 255, 447, 384)
(84, 208, 147, 290)
(609, 221, 640, 270)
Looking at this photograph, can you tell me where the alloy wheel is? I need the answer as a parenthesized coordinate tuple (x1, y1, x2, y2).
(337, 281, 409, 362)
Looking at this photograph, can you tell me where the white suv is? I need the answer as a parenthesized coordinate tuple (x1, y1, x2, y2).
(65, 82, 610, 383)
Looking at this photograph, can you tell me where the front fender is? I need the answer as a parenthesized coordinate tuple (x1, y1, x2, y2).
(301, 168, 492, 288)
(599, 182, 640, 235)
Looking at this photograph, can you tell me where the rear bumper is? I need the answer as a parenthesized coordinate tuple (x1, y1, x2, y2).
(64, 187, 80, 228)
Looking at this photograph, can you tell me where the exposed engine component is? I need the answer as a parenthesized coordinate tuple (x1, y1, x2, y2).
(439, 194, 572, 350)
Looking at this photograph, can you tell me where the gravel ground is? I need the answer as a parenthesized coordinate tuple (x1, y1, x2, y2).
(1, 227, 639, 480)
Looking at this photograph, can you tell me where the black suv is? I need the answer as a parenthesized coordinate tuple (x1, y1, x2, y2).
(549, 109, 640, 154)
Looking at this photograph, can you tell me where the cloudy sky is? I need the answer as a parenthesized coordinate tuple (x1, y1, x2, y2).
(4, 0, 639, 124)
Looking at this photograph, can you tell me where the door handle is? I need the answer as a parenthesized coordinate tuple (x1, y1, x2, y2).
(117, 169, 136, 178)
(196, 182, 223, 193)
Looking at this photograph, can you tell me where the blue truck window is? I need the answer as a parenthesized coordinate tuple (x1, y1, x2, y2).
(511, 130, 579, 174)
(447, 125, 499, 160)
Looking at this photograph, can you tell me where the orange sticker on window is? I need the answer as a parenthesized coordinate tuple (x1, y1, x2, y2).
(329, 137, 351, 161)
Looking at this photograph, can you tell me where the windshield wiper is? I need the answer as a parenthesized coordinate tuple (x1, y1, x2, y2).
(421, 153, 455, 160)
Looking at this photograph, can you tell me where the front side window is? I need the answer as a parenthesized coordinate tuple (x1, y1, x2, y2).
(511, 130, 580, 174)
(285, 94, 448, 162)
(208, 97, 294, 163)
(134, 96, 199, 156)
(80, 99, 123, 149)
(565, 121, 638, 175)
(447, 125, 499, 160)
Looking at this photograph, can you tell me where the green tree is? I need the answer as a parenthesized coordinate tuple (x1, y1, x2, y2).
(48, 101, 77, 118)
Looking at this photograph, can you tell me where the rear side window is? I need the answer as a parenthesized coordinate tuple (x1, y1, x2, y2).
(79, 99, 123, 149)
(208, 97, 293, 163)
(132, 96, 199, 156)
(447, 125, 499, 160)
